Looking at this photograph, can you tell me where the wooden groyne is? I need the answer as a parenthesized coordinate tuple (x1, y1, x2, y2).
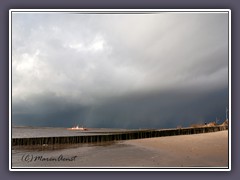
(12, 125, 228, 146)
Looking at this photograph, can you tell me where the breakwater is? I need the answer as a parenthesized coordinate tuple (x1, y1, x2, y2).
(12, 125, 228, 146)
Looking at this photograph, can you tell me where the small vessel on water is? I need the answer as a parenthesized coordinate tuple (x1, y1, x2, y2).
(67, 125, 88, 131)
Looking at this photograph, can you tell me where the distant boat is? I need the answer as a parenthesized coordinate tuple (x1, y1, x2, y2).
(67, 125, 88, 131)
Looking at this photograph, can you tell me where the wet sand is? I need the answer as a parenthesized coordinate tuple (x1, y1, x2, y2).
(12, 130, 228, 168)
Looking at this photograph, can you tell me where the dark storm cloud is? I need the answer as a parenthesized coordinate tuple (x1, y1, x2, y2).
(12, 92, 90, 127)
(12, 87, 228, 128)
(12, 12, 229, 128)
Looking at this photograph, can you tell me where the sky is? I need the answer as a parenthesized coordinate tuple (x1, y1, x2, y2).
(11, 11, 229, 129)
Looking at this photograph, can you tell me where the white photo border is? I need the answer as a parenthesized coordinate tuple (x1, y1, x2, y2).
(9, 9, 231, 171)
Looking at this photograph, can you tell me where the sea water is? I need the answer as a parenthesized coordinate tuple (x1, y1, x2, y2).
(12, 126, 134, 138)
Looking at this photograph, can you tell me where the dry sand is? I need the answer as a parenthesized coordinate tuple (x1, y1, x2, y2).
(12, 130, 228, 168)
(124, 130, 228, 167)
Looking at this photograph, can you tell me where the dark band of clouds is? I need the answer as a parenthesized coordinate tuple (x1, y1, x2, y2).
(11, 11, 229, 128)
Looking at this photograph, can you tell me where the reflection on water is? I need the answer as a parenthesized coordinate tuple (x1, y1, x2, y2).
(12, 141, 118, 152)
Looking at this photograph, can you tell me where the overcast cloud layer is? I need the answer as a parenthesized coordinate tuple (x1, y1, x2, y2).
(12, 12, 229, 128)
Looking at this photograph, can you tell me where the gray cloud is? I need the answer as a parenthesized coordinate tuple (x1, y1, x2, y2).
(12, 12, 229, 128)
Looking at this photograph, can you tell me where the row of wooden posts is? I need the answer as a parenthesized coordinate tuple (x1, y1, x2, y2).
(12, 125, 228, 146)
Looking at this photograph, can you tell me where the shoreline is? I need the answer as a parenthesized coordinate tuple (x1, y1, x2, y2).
(12, 125, 228, 146)
(12, 130, 228, 167)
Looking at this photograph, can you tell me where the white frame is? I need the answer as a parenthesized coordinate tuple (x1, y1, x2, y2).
(9, 9, 231, 171)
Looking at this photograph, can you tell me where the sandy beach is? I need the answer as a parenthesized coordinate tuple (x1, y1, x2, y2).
(12, 130, 228, 168)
